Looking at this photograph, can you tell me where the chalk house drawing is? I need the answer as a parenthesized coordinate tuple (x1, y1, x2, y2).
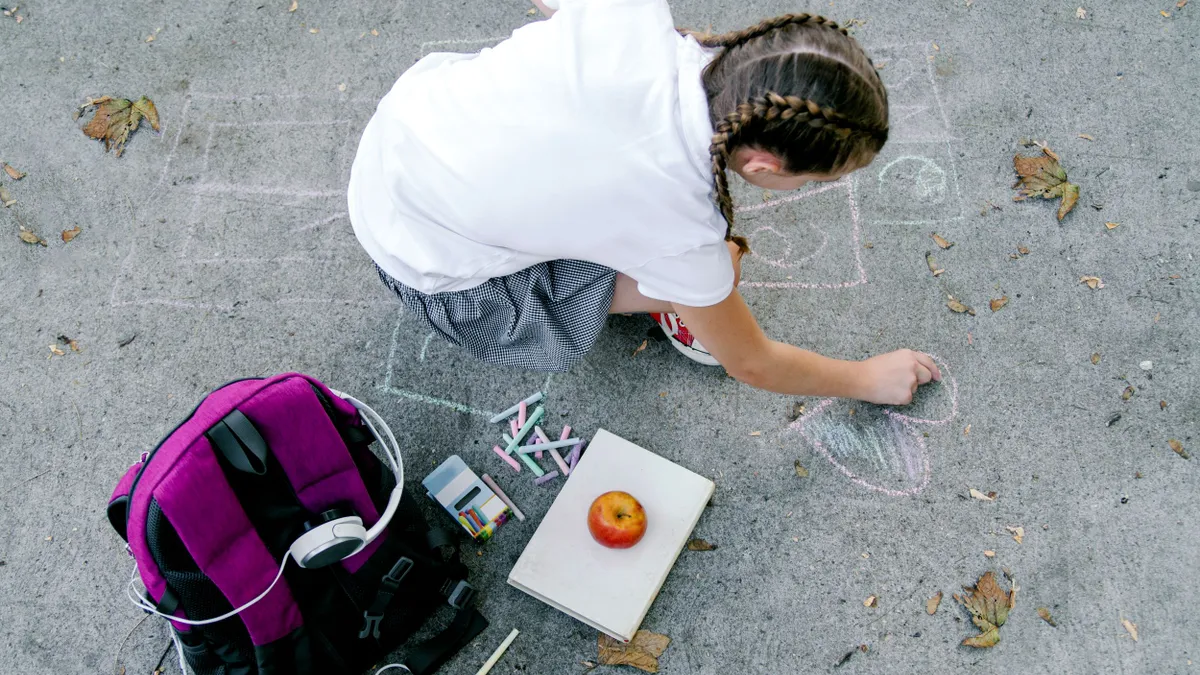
(790, 355, 958, 496)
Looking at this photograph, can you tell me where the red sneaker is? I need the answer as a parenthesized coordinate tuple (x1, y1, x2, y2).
(650, 312, 720, 366)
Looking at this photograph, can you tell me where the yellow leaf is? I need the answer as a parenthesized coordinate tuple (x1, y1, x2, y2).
(1178, 0, 1188, 8)
(132, 97, 160, 132)
(1161, 9, 1171, 17)
(1006, 525, 1024, 544)
(931, 232, 954, 249)
(1091, 352, 1101, 365)
(864, 595, 878, 607)
(1012, 150, 1079, 221)
(1122, 385, 1135, 401)
(1105, 221, 1119, 229)
(956, 571, 1014, 648)
(78, 96, 157, 156)
(2, 162, 25, 180)
(1122, 618, 1138, 641)
(983, 550, 996, 558)
(969, 488, 995, 501)
(990, 296, 1009, 312)
(926, 252, 943, 276)
(1, 184, 15, 207)
(947, 298, 974, 315)
(963, 626, 1001, 648)
(1058, 182, 1080, 220)
(598, 631, 671, 673)
(309, 27, 319, 33)
(49, 344, 65, 356)
(1168, 439, 1189, 459)
(793, 460, 809, 478)
(61, 226, 82, 242)
(1037, 607, 1058, 626)
(1080, 276, 1104, 290)
(371, 28, 379, 36)
(926, 591, 943, 615)
(289, 0, 298, 10)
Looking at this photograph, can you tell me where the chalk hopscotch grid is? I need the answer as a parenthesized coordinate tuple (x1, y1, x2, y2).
(381, 315, 555, 418)
(111, 92, 389, 310)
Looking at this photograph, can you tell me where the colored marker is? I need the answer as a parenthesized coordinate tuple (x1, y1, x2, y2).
(514, 438, 581, 454)
(488, 392, 543, 424)
(533, 471, 560, 486)
(482, 474, 525, 522)
(492, 445, 522, 473)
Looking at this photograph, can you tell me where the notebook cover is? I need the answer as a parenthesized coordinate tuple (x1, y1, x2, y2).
(507, 429, 715, 641)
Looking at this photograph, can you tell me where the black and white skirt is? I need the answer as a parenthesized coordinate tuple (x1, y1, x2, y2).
(377, 261, 618, 373)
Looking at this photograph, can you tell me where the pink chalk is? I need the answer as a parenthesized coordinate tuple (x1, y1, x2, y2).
(549, 447, 570, 476)
(518, 401, 527, 429)
(559, 425, 572, 441)
(534, 471, 560, 486)
(510, 419, 519, 437)
(492, 445, 521, 473)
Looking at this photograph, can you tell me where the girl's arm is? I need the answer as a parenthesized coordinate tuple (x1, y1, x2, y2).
(672, 291, 940, 405)
(531, 0, 557, 17)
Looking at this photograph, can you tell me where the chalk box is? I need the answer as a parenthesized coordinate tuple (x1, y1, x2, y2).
(423, 455, 509, 541)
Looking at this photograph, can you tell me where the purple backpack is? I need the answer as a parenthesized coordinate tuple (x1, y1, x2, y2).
(108, 373, 487, 675)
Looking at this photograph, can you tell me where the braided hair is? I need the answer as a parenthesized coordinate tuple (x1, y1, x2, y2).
(688, 14, 889, 251)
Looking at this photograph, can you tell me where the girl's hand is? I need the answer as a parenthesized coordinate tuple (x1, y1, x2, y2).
(855, 350, 941, 405)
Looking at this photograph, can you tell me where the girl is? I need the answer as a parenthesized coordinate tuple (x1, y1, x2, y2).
(348, 2, 941, 405)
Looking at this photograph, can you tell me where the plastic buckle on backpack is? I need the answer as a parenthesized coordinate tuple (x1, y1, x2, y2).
(443, 579, 475, 611)
(359, 557, 414, 640)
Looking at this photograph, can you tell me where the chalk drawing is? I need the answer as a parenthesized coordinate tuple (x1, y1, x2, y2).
(878, 156, 948, 203)
(419, 36, 508, 56)
(790, 354, 958, 496)
(381, 314, 555, 417)
(737, 178, 868, 290)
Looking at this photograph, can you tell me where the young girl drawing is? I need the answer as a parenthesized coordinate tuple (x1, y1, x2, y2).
(349, 2, 941, 405)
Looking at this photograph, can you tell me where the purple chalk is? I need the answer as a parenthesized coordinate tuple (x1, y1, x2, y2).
(534, 471, 560, 486)
(567, 440, 585, 472)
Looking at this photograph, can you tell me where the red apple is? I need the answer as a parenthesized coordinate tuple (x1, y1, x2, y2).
(587, 491, 647, 549)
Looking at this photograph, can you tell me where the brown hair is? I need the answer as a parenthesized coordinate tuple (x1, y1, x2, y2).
(689, 14, 889, 251)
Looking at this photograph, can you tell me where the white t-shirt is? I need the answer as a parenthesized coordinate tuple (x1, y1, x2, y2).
(348, 0, 733, 307)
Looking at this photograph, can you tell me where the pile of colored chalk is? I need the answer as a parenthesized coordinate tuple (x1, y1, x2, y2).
(487, 391, 586, 485)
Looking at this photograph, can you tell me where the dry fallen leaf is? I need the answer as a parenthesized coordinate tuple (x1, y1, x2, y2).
(61, 226, 82, 242)
(598, 630, 671, 674)
(49, 344, 65, 356)
(289, 0, 298, 10)
(749, 431, 762, 437)
(1037, 607, 1058, 627)
(1161, 9, 1171, 16)
(1159, 400, 1167, 410)
(2, 162, 25, 180)
(1080, 276, 1104, 290)
(1122, 618, 1138, 642)
(1105, 221, 1119, 229)
(632, 339, 648, 357)
(1018, 246, 1030, 255)
(1121, 385, 1135, 401)
(1091, 352, 1101, 365)
(1013, 149, 1080, 220)
(983, 550, 996, 558)
(687, 538, 717, 551)
(1179, 0, 1188, 8)
(969, 488, 996, 501)
(794, 460, 809, 478)
(1006, 525, 1024, 544)
(1076, 6, 1087, 18)
(864, 595, 878, 608)
(990, 296, 1009, 312)
(1, 185, 16, 207)
(1078, 133, 1094, 141)
(926, 252, 944, 276)
(964, 424, 972, 436)
(78, 96, 160, 157)
(1168, 439, 1189, 459)
(955, 571, 1015, 648)
(947, 298, 975, 315)
(927, 591, 943, 615)
(931, 233, 954, 249)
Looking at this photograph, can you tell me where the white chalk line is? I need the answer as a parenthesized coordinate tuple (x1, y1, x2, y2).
(209, 120, 352, 128)
(739, 178, 867, 290)
(155, 97, 191, 189)
(187, 92, 378, 103)
(381, 313, 556, 417)
(735, 179, 846, 214)
(189, 184, 345, 198)
(419, 36, 507, 53)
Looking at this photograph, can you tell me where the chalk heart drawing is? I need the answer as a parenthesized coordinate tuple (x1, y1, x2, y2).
(790, 355, 957, 496)
(747, 224, 827, 269)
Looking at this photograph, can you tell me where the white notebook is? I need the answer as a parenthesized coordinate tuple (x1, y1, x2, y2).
(507, 429, 715, 642)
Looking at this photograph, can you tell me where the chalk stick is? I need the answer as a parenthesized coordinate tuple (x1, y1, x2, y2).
(517, 433, 545, 475)
(533, 471, 560, 486)
(549, 447, 570, 476)
(502, 434, 514, 446)
(533, 425, 551, 458)
(482, 474, 525, 522)
(503, 406, 544, 455)
(567, 440, 584, 472)
(559, 425, 572, 441)
(488, 392, 543, 424)
(514, 438, 581, 454)
(510, 419, 519, 437)
(475, 628, 519, 675)
(518, 401, 527, 429)
(492, 445, 521, 473)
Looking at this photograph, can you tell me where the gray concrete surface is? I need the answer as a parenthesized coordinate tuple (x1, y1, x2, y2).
(1, 0, 1197, 673)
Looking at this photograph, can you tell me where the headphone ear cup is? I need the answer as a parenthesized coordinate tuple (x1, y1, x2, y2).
(290, 510, 367, 568)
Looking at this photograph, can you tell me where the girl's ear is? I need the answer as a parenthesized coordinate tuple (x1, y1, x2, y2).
(735, 147, 784, 175)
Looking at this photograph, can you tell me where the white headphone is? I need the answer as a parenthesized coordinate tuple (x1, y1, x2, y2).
(127, 389, 405, 625)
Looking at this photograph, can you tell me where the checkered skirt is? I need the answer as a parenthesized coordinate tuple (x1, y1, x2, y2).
(377, 261, 617, 372)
